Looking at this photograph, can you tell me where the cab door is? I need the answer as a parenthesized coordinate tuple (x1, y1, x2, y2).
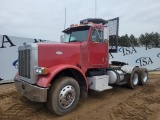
(89, 28, 108, 67)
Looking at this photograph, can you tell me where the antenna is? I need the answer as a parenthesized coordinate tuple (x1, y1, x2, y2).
(64, 7, 66, 29)
(77, 1, 79, 22)
(95, 0, 97, 18)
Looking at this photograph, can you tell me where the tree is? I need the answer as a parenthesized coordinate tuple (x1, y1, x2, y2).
(119, 32, 160, 48)
(151, 32, 159, 47)
(118, 34, 129, 47)
(129, 34, 139, 47)
(139, 34, 145, 46)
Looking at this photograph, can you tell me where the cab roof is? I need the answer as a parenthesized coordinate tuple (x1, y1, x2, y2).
(62, 25, 90, 33)
(80, 18, 107, 25)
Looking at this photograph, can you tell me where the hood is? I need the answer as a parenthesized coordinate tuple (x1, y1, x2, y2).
(38, 42, 81, 68)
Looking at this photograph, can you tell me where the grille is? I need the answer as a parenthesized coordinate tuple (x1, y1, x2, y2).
(18, 48, 31, 79)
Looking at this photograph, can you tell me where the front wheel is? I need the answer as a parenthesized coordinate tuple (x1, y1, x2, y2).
(47, 76, 80, 115)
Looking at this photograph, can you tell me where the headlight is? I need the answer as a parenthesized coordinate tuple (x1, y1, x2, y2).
(35, 66, 49, 75)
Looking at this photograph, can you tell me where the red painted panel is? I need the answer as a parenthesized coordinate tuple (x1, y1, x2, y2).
(37, 64, 88, 89)
(89, 42, 108, 65)
(38, 43, 81, 68)
(87, 27, 109, 68)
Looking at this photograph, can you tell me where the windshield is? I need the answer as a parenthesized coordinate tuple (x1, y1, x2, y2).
(63, 26, 90, 42)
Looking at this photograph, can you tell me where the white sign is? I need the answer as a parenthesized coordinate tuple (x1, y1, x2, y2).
(110, 46, 160, 71)
(0, 35, 47, 84)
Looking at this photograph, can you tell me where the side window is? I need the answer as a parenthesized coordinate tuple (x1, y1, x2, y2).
(92, 29, 103, 42)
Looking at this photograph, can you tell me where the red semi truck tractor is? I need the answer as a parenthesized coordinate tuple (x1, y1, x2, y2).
(14, 17, 148, 115)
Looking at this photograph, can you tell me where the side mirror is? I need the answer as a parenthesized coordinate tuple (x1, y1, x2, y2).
(60, 35, 64, 42)
(13, 60, 18, 69)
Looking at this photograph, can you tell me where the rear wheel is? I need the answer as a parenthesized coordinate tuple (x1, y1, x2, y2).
(139, 68, 148, 86)
(47, 76, 80, 115)
(128, 69, 139, 89)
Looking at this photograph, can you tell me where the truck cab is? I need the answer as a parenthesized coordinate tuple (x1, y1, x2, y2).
(62, 22, 109, 69)
(14, 17, 148, 116)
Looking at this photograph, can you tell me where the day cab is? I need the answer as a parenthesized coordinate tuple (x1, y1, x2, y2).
(14, 17, 148, 115)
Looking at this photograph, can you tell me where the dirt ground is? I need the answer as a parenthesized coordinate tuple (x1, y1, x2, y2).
(0, 72, 160, 120)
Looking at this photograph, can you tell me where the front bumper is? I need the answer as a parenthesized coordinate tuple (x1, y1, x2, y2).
(14, 78, 48, 102)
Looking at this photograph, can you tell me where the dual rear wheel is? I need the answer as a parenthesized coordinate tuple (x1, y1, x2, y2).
(128, 68, 148, 89)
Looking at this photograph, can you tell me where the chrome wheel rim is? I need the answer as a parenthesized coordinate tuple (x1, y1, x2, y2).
(133, 72, 138, 85)
(59, 85, 75, 108)
(143, 71, 148, 83)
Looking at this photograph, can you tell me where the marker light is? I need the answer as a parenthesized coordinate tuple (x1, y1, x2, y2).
(70, 24, 79, 27)
(35, 66, 49, 75)
(88, 22, 93, 24)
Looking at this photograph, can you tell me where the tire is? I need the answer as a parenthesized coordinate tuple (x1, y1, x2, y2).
(139, 68, 148, 86)
(128, 69, 139, 89)
(47, 76, 80, 115)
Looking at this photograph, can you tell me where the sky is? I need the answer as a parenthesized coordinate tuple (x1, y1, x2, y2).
(0, 0, 160, 41)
